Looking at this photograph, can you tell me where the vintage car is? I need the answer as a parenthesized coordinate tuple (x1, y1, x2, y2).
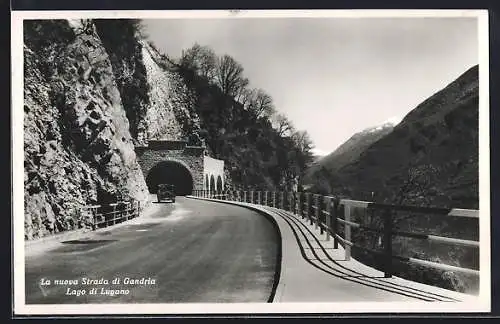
(157, 184, 176, 203)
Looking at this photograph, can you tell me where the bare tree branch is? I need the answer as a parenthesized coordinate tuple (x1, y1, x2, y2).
(272, 113, 295, 136)
(215, 54, 246, 97)
(248, 88, 275, 118)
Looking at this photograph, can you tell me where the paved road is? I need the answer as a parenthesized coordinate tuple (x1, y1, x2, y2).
(25, 197, 279, 304)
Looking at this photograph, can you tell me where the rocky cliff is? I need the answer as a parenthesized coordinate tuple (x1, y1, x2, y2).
(23, 19, 196, 240)
(140, 41, 202, 145)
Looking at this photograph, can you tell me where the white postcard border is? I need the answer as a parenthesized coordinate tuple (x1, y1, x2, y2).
(11, 9, 491, 315)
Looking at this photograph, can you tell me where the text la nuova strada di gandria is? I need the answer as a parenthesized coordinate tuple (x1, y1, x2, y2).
(39, 277, 157, 297)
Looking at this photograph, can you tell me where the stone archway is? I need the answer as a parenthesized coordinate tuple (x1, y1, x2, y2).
(135, 140, 225, 194)
(145, 160, 194, 195)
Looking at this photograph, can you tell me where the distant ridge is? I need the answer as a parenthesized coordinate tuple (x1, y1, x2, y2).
(302, 120, 397, 192)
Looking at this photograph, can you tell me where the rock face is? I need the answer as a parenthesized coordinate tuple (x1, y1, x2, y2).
(24, 20, 149, 240)
(140, 42, 184, 141)
(139, 41, 202, 144)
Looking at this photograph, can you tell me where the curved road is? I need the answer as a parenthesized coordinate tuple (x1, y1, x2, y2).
(25, 197, 279, 304)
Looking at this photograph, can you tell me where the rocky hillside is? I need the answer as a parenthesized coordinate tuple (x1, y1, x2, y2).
(303, 121, 395, 193)
(141, 41, 203, 145)
(23, 19, 195, 240)
(314, 65, 479, 208)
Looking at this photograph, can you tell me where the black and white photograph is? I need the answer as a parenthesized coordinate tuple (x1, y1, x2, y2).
(12, 9, 490, 315)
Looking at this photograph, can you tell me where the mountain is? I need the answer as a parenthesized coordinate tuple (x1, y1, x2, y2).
(322, 122, 395, 172)
(302, 121, 396, 194)
(315, 65, 479, 208)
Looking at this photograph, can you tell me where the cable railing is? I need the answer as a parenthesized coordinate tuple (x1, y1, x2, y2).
(192, 189, 479, 278)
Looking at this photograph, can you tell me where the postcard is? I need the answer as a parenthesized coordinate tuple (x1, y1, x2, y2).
(12, 9, 490, 315)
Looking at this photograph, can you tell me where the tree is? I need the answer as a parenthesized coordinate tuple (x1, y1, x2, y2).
(272, 113, 295, 137)
(292, 131, 314, 157)
(238, 88, 256, 109)
(235, 77, 250, 99)
(248, 89, 275, 119)
(180, 43, 217, 81)
(215, 54, 247, 97)
(234, 81, 251, 103)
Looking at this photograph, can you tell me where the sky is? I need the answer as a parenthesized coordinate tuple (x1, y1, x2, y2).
(142, 16, 478, 156)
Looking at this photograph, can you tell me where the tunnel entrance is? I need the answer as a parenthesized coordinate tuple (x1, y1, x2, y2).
(146, 161, 194, 195)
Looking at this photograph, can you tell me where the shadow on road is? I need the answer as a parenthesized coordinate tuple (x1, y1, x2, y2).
(61, 239, 117, 244)
(51, 239, 119, 253)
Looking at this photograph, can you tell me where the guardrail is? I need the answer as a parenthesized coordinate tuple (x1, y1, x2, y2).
(192, 190, 479, 278)
(81, 200, 141, 230)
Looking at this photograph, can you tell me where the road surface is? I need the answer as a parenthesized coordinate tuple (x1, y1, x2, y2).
(25, 197, 279, 304)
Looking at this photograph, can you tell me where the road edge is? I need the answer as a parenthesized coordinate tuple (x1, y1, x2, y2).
(24, 201, 162, 256)
(185, 196, 283, 303)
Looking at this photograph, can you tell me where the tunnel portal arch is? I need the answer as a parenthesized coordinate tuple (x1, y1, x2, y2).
(135, 140, 225, 195)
